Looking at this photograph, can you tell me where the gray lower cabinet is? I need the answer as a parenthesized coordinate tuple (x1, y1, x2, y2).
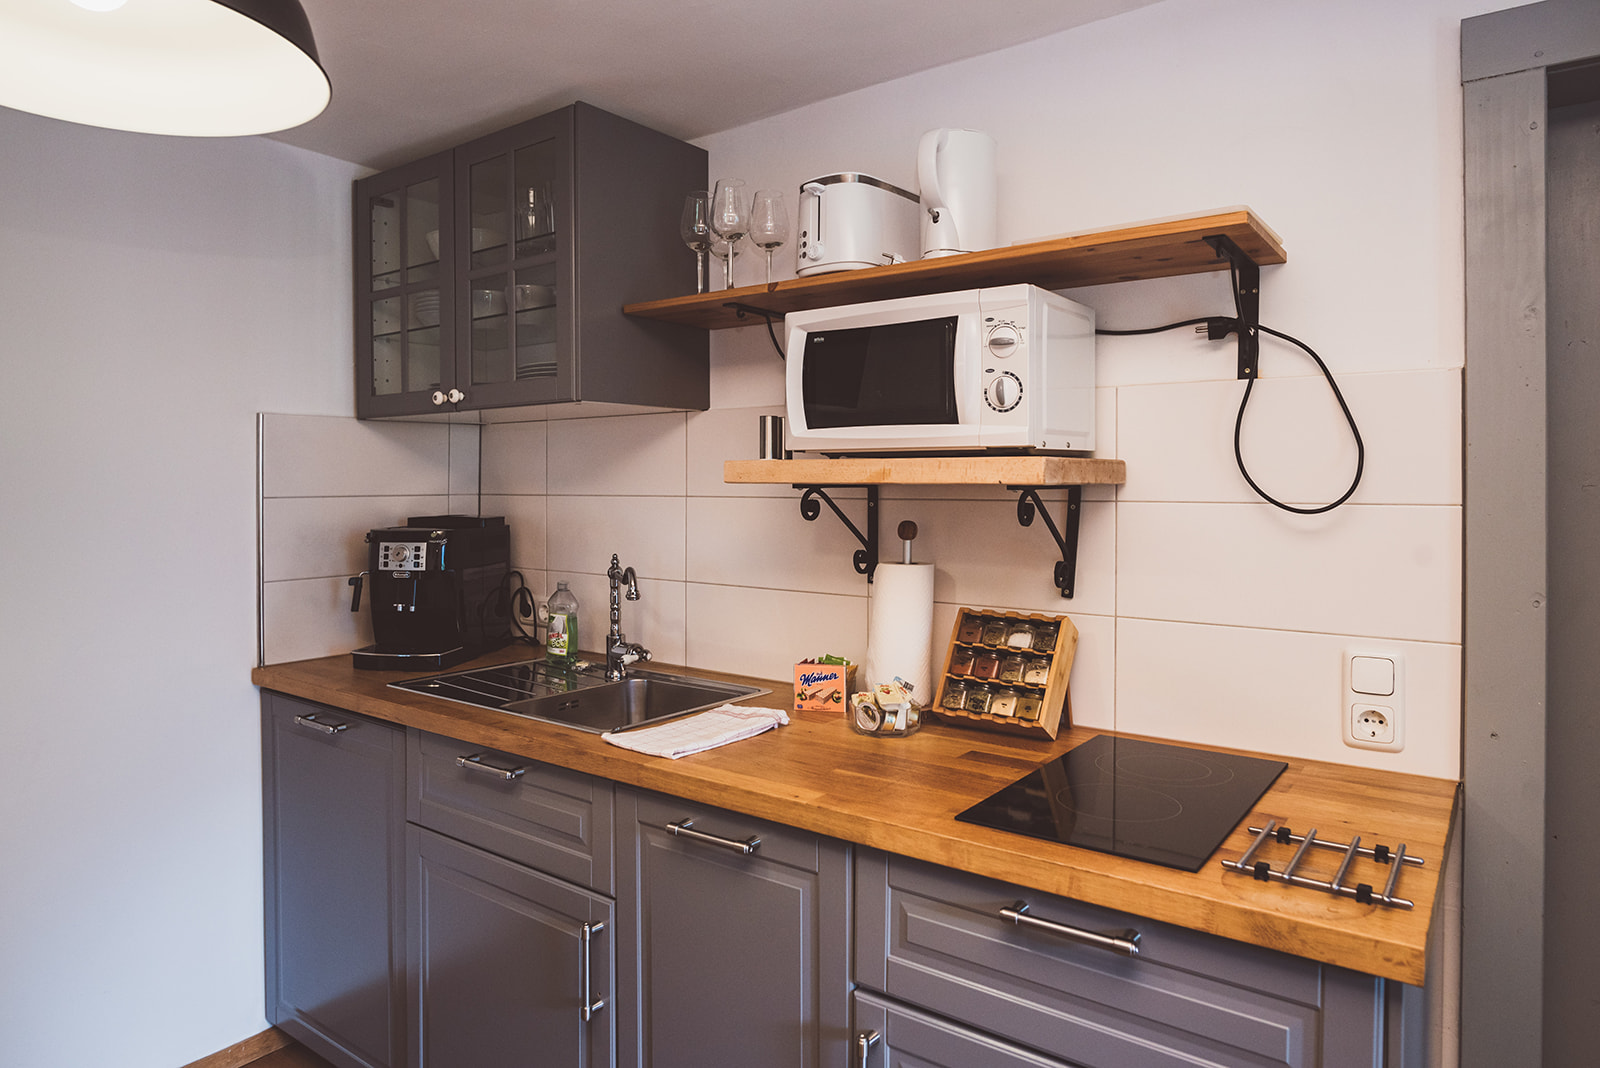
(261, 693, 406, 1068)
(406, 730, 617, 1068)
(614, 787, 852, 1068)
(407, 826, 614, 1067)
(855, 849, 1400, 1068)
(853, 990, 1074, 1068)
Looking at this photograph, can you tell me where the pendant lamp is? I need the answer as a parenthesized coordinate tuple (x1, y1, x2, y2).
(0, 0, 330, 137)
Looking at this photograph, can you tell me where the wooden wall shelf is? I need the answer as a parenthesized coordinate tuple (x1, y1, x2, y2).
(625, 208, 1284, 331)
(724, 456, 1126, 486)
(725, 456, 1126, 597)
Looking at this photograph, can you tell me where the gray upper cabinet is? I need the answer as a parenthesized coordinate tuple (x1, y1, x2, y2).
(261, 693, 407, 1068)
(614, 787, 852, 1068)
(355, 101, 708, 419)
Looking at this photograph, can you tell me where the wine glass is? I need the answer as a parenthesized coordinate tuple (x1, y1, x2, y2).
(747, 189, 789, 285)
(709, 178, 748, 288)
(679, 191, 712, 294)
(709, 232, 731, 292)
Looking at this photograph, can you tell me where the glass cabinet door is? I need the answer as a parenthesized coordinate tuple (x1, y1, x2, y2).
(355, 152, 455, 417)
(454, 111, 574, 406)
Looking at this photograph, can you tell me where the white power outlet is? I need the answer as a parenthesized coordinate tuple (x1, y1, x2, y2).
(1344, 650, 1405, 752)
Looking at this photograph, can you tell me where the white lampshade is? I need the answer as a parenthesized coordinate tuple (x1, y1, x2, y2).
(0, 0, 330, 137)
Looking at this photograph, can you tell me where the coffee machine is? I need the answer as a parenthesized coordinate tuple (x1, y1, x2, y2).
(348, 515, 510, 670)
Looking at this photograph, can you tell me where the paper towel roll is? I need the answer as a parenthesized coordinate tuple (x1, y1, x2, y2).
(863, 563, 935, 702)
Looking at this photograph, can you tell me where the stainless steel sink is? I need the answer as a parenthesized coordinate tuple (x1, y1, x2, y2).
(391, 659, 768, 734)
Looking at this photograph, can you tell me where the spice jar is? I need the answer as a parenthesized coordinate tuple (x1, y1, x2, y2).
(1032, 623, 1059, 653)
(971, 650, 1001, 679)
(964, 684, 993, 714)
(1006, 621, 1035, 649)
(988, 687, 1018, 717)
(956, 615, 985, 644)
(981, 618, 1008, 645)
(1022, 657, 1051, 687)
(940, 681, 969, 711)
(998, 654, 1026, 685)
(948, 647, 976, 676)
(1015, 695, 1043, 721)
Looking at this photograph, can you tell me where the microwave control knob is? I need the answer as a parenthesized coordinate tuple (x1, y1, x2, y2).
(987, 324, 1021, 357)
(987, 372, 1023, 412)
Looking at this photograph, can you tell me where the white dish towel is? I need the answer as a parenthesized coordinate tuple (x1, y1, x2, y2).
(601, 704, 790, 759)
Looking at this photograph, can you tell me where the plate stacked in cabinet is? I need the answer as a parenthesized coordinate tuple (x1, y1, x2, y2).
(932, 608, 1077, 739)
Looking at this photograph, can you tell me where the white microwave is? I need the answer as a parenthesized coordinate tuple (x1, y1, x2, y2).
(784, 284, 1096, 454)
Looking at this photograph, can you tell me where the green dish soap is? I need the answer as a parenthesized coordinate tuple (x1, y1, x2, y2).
(546, 581, 579, 667)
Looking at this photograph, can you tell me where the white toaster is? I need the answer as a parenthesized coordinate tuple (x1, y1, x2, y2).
(795, 173, 920, 276)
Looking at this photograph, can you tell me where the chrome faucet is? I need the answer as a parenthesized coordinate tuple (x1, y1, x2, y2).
(605, 554, 651, 681)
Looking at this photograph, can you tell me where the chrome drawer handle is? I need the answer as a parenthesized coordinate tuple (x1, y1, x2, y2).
(293, 714, 348, 735)
(665, 818, 761, 855)
(999, 901, 1141, 957)
(855, 1029, 880, 1068)
(455, 754, 527, 780)
(580, 921, 606, 1022)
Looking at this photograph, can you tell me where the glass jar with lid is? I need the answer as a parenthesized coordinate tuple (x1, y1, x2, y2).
(988, 687, 1018, 717)
(998, 654, 1026, 685)
(956, 615, 985, 644)
(940, 680, 970, 712)
(1022, 657, 1051, 687)
(1015, 695, 1044, 721)
(964, 684, 994, 714)
(981, 618, 1009, 646)
(971, 650, 1001, 679)
(1006, 621, 1035, 649)
(1032, 622, 1059, 654)
(949, 647, 976, 676)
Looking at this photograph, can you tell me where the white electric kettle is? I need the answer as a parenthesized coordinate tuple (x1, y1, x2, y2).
(916, 128, 998, 259)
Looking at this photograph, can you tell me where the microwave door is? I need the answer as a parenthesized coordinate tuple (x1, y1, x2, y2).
(798, 317, 959, 429)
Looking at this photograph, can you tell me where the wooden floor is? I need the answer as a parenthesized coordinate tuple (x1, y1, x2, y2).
(246, 1044, 338, 1068)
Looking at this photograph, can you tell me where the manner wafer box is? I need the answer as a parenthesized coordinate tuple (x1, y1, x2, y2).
(792, 657, 856, 712)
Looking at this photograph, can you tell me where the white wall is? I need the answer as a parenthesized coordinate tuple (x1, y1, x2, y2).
(0, 109, 360, 1066)
(486, 0, 1501, 783)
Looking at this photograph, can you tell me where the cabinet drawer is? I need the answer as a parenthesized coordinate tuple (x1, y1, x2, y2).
(853, 990, 1074, 1068)
(407, 729, 613, 893)
(856, 850, 1385, 1068)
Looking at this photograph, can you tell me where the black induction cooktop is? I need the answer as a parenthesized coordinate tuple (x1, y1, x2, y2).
(956, 735, 1287, 872)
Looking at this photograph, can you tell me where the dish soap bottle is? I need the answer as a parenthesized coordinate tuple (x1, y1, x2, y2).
(545, 581, 579, 667)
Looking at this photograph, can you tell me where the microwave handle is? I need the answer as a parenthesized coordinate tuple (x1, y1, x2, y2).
(799, 181, 825, 263)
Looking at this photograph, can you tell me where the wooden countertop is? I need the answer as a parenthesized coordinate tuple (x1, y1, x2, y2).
(252, 646, 1458, 986)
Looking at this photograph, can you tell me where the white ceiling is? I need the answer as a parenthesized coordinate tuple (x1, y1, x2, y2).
(268, 0, 1165, 170)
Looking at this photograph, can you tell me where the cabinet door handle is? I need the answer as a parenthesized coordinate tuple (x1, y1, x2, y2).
(665, 818, 761, 855)
(455, 753, 527, 780)
(999, 901, 1141, 957)
(447, 388, 465, 403)
(293, 713, 348, 735)
(855, 1029, 880, 1068)
(431, 389, 448, 406)
(580, 921, 607, 1022)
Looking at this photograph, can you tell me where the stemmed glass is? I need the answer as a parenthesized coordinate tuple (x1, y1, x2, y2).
(679, 191, 712, 294)
(709, 178, 748, 288)
(747, 189, 789, 285)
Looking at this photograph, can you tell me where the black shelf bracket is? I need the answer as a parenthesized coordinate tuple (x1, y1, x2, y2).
(1202, 233, 1261, 380)
(795, 485, 879, 583)
(724, 301, 779, 325)
(1009, 485, 1082, 598)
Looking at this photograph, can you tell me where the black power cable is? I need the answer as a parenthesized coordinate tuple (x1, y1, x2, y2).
(1096, 314, 1364, 514)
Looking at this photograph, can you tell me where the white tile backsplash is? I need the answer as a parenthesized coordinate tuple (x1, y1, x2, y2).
(1117, 501, 1460, 643)
(260, 363, 1463, 778)
(262, 575, 374, 665)
(547, 411, 687, 496)
(481, 420, 548, 495)
(545, 495, 688, 580)
(1115, 617, 1460, 779)
(260, 413, 453, 498)
(1118, 369, 1461, 506)
(261, 494, 449, 582)
(686, 581, 869, 682)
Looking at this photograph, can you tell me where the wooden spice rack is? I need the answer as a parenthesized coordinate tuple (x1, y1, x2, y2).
(724, 456, 1126, 596)
(622, 207, 1285, 331)
(931, 608, 1079, 740)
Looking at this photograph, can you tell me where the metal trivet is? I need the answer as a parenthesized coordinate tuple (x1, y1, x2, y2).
(1220, 819, 1425, 909)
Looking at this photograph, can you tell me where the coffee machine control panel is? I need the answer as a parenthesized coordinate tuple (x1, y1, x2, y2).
(377, 541, 429, 572)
